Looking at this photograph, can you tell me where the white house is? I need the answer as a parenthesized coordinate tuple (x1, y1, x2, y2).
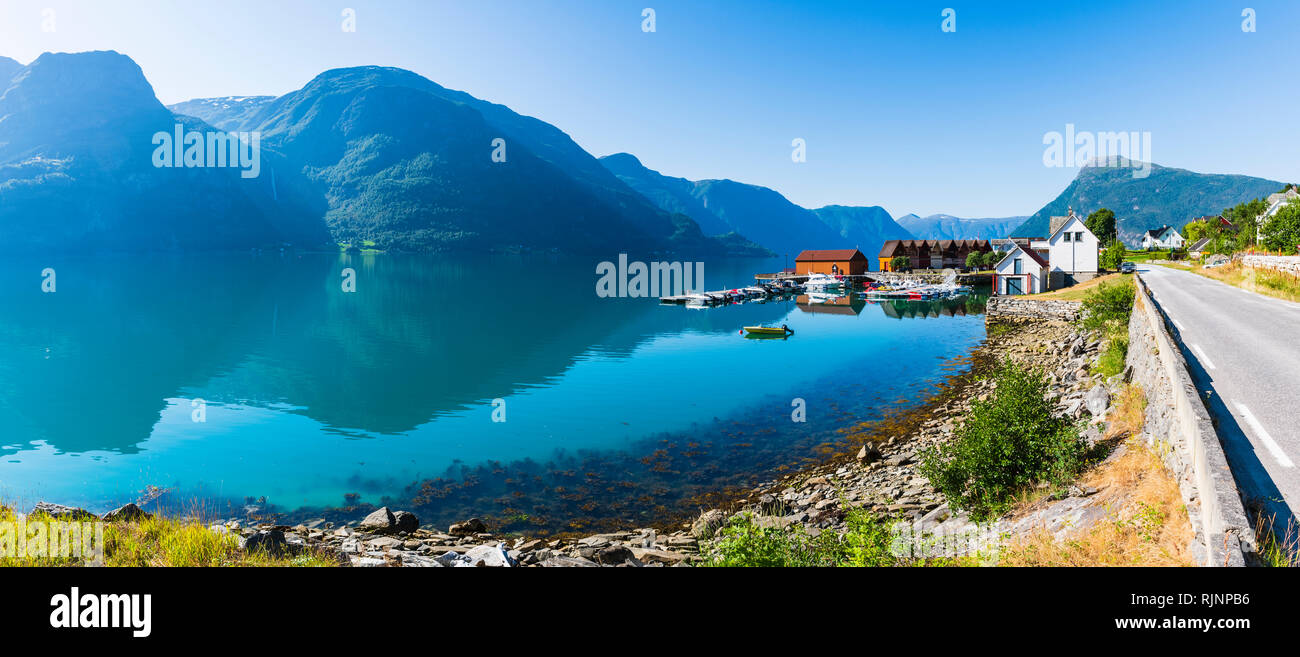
(1046, 209, 1100, 288)
(1140, 225, 1184, 250)
(1257, 186, 1299, 243)
(992, 244, 1049, 295)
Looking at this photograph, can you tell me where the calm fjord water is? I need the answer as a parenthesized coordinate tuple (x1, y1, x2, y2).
(0, 254, 987, 531)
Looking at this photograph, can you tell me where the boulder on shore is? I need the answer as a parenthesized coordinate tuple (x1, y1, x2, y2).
(31, 502, 96, 521)
(102, 503, 151, 523)
(359, 507, 396, 533)
(392, 510, 420, 533)
(449, 518, 487, 535)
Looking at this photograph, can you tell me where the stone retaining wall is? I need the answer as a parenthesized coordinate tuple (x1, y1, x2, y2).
(985, 296, 1081, 322)
(1128, 274, 1254, 566)
(1240, 254, 1300, 277)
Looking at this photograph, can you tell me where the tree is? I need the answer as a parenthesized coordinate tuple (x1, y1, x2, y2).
(1182, 219, 1210, 242)
(1261, 200, 1300, 253)
(1100, 238, 1126, 270)
(890, 255, 911, 271)
(1085, 208, 1117, 242)
(965, 251, 983, 270)
(983, 250, 1003, 269)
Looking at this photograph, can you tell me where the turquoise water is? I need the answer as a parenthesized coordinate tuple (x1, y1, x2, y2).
(0, 254, 987, 531)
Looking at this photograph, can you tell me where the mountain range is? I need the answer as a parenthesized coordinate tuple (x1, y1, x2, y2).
(894, 213, 1027, 242)
(1011, 159, 1286, 244)
(600, 153, 911, 259)
(1, 51, 1291, 255)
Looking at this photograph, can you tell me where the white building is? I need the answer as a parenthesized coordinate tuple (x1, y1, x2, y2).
(1046, 209, 1100, 288)
(992, 244, 1049, 295)
(1140, 225, 1184, 250)
(1257, 186, 1299, 243)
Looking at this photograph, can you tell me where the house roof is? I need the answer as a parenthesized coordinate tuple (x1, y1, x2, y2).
(1266, 187, 1298, 206)
(995, 244, 1049, 270)
(1144, 225, 1179, 239)
(1189, 237, 1211, 251)
(1047, 213, 1096, 243)
(795, 249, 865, 262)
(878, 239, 991, 258)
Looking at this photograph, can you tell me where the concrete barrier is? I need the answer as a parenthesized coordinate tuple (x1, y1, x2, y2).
(1129, 273, 1255, 566)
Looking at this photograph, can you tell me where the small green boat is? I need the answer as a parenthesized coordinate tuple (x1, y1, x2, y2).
(741, 325, 794, 337)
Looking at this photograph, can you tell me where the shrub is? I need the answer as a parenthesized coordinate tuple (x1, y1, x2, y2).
(699, 507, 920, 567)
(1081, 279, 1135, 331)
(700, 512, 842, 567)
(1099, 238, 1126, 270)
(919, 360, 1087, 522)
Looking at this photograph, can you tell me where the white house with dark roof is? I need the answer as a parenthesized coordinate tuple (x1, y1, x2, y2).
(1141, 225, 1184, 250)
(992, 244, 1050, 295)
(1046, 208, 1100, 288)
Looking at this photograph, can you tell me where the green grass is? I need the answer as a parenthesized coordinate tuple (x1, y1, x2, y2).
(1094, 333, 1129, 378)
(0, 506, 340, 567)
(698, 507, 975, 567)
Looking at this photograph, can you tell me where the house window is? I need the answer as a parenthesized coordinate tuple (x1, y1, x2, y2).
(1063, 233, 1071, 242)
(1076, 231, 1084, 241)
(1013, 258, 1023, 275)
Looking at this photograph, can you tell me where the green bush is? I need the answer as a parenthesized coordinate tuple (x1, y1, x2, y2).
(919, 360, 1087, 523)
(700, 507, 901, 567)
(1100, 238, 1126, 270)
(1081, 279, 1135, 331)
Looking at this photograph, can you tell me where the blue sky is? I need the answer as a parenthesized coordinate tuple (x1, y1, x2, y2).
(1, 0, 1296, 218)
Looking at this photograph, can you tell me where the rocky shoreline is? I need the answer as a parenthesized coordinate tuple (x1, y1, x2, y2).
(25, 304, 1119, 567)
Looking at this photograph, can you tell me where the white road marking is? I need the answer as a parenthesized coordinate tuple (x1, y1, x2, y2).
(1190, 343, 1216, 370)
(1234, 402, 1296, 468)
(1172, 318, 1187, 331)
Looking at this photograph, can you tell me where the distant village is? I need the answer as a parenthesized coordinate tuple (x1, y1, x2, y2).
(787, 188, 1300, 296)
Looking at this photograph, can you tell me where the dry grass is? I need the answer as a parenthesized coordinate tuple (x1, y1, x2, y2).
(999, 439, 1194, 566)
(1249, 509, 1300, 567)
(1105, 384, 1147, 440)
(1159, 262, 1300, 304)
(1027, 273, 1124, 301)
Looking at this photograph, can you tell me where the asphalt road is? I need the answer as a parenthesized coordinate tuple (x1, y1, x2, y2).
(1139, 264, 1300, 529)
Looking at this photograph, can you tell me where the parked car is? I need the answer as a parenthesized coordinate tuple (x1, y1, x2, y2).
(1120, 262, 1136, 274)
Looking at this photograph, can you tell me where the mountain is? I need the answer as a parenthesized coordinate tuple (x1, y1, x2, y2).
(1011, 159, 1286, 244)
(168, 96, 275, 131)
(811, 205, 914, 257)
(191, 67, 760, 254)
(0, 51, 328, 252)
(176, 68, 762, 255)
(600, 152, 906, 257)
(0, 56, 21, 83)
(896, 213, 1026, 241)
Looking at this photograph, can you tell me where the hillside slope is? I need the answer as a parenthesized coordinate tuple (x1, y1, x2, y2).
(1012, 160, 1285, 244)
